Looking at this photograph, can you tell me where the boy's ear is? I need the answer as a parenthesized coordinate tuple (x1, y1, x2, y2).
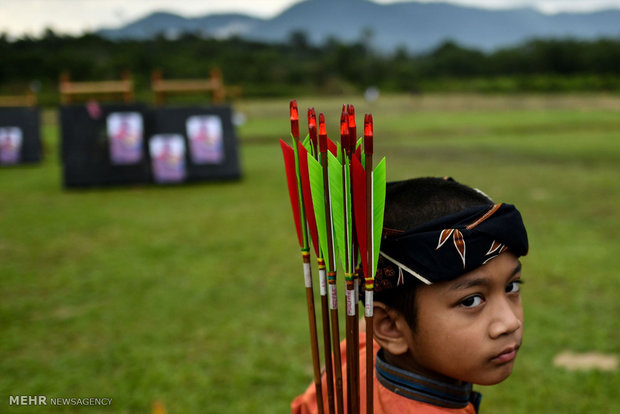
(373, 302, 410, 356)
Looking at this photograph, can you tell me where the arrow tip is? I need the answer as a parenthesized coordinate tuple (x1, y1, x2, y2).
(308, 107, 317, 149)
(364, 113, 373, 155)
(290, 99, 299, 139)
(340, 110, 350, 151)
(318, 113, 327, 153)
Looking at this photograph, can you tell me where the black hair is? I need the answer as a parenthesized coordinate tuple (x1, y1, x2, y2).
(383, 177, 493, 231)
(375, 177, 493, 331)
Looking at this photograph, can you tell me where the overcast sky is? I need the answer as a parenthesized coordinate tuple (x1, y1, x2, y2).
(2, 0, 620, 38)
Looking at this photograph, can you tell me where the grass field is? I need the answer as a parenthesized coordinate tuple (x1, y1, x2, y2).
(1, 94, 619, 413)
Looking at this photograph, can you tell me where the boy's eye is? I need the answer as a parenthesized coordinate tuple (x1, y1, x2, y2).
(506, 280, 522, 294)
(460, 295, 483, 308)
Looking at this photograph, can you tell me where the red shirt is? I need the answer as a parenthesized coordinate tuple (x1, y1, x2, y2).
(291, 334, 477, 414)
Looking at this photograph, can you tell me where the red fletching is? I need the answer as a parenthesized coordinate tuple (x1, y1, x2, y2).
(352, 155, 368, 278)
(290, 100, 299, 139)
(364, 113, 373, 155)
(297, 141, 320, 256)
(280, 139, 303, 248)
(327, 138, 338, 157)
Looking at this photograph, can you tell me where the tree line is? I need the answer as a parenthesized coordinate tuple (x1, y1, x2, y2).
(2, 30, 620, 104)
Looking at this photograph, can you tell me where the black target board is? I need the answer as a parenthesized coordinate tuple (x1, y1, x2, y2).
(148, 106, 241, 184)
(0, 107, 42, 166)
(59, 103, 151, 188)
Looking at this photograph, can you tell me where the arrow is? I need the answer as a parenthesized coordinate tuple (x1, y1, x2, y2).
(280, 99, 325, 414)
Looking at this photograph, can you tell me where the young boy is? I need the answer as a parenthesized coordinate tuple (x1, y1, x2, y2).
(292, 177, 529, 413)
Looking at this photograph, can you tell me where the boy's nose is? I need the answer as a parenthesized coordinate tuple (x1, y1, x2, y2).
(488, 298, 522, 339)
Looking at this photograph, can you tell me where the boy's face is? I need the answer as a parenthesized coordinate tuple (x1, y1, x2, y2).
(403, 252, 523, 385)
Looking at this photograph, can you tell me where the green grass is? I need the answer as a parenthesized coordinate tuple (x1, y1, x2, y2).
(1, 93, 619, 413)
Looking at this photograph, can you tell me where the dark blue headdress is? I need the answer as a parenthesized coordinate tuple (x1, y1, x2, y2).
(374, 203, 528, 291)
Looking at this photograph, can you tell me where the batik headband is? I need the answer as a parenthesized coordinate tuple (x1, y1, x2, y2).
(375, 203, 528, 292)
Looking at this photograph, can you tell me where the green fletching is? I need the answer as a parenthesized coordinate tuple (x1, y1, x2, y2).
(344, 157, 353, 272)
(328, 151, 344, 270)
(372, 157, 387, 276)
(307, 154, 332, 272)
(336, 142, 343, 163)
(302, 137, 316, 159)
(291, 136, 309, 250)
(356, 137, 363, 150)
(357, 137, 365, 168)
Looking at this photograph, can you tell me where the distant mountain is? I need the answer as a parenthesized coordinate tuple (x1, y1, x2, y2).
(97, 0, 620, 51)
(98, 11, 264, 40)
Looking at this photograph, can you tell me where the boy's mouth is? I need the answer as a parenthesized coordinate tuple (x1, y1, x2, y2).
(491, 345, 520, 364)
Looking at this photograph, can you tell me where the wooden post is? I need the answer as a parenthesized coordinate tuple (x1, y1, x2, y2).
(59, 71, 71, 104)
(152, 69, 164, 106)
(121, 71, 134, 103)
(210, 68, 224, 103)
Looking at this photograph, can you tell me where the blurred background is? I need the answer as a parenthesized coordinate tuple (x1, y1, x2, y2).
(1, 0, 619, 412)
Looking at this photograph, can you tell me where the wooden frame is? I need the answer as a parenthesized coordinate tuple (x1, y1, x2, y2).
(0, 91, 37, 107)
(151, 68, 234, 106)
(59, 72, 134, 104)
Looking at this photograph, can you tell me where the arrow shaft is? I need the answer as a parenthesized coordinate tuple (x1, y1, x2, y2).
(321, 149, 344, 414)
(303, 252, 325, 414)
(364, 122, 374, 414)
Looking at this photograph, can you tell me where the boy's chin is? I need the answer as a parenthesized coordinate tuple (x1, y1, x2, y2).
(472, 363, 516, 386)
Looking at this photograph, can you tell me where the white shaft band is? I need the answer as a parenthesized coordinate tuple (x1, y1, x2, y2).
(346, 289, 356, 316)
(365, 290, 373, 317)
(319, 268, 327, 296)
(303, 262, 312, 288)
(329, 284, 338, 310)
